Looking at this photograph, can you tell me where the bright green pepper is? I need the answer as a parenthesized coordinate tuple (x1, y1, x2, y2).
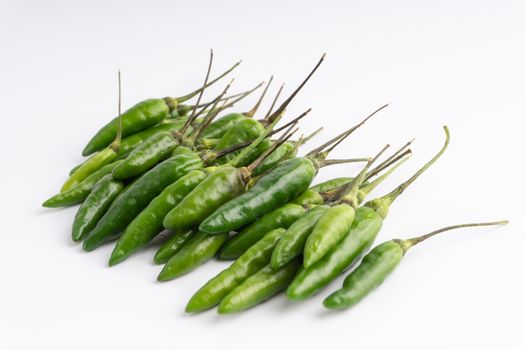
(310, 177, 353, 193)
(218, 203, 307, 260)
(153, 230, 194, 265)
(271, 205, 329, 269)
(112, 132, 180, 180)
(157, 231, 228, 281)
(323, 220, 508, 310)
(71, 174, 124, 242)
(250, 141, 295, 177)
(198, 113, 248, 140)
(186, 228, 286, 313)
(218, 260, 301, 314)
(82, 153, 203, 251)
(43, 160, 124, 208)
(108, 170, 207, 265)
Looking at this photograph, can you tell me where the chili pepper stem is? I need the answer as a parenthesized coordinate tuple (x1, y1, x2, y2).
(264, 83, 284, 120)
(366, 126, 450, 219)
(244, 76, 273, 117)
(108, 70, 123, 153)
(396, 220, 509, 253)
(306, 104, 389, 159)
(365, 139, 414, 181)
(174, 57, 241, 104)
(264, 54, 325, 124)
(359, 152, 411, 199)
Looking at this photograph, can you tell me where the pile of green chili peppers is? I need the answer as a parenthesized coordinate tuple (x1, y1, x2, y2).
(43, 53, 508, 315)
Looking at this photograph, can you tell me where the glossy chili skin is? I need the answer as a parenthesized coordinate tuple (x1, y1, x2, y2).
(43, 160, 124, 208)
(112, 132, 179, 180)
(287, 206, 383, 300)
(271, 205, 329, 269)
(108, 170, 207, 265)
(310, 177, 353, 193)
(323, 240, 403, 309)
(198, 113, 247, 141)
(83, 98, 171, 156)
(61, 147, 118, 192)
(186, 228, 286, 313)
(157, 231, 228, 281)
(200, 157, 317, 234)
(213, 118, 270, 166)
(218, 203, 307, 260)
(218, 260, 301, 314)
(289, 189, 324, 207)
(163, 166, 246, 232)
(71, 174, 124, 242)
(304, 204, 356, 268)
(82, 153, 203, 252)
(153, 230, 194, 265)
(251, 141, 295, 177)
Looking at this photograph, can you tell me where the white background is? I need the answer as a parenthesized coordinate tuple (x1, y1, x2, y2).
(1, 1, 524, 349)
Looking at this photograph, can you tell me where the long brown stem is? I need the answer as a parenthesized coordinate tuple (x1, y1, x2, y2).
(245, 76, 273, 117)
(188, 49, 214, 122)
(365, 138, 414, 181)
(265, 54, 325, 123)
(400, 220, 509, 252)
(176, 57, 241, 102)
(264, 83, 284, 120)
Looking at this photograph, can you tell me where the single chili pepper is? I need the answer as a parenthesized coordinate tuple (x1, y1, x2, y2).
(108, 169, 207, 266)
(153, 230, 194, 265)
(218, 204, 308, 260)
(157, 230, 229, 281)
(82, 152, 203, 251)
(71, 174, 125, 242)
(302, 145, 389, 268)
(186, 228, 286, 313)
(43, 160, 124, 208)
(199, 103, 386, 234)
(218, 259, 301, 314)
(324, 220, 508, 310)
(310, 177, 354, 193)
(162, 113, 295, 232)
(272, 145, 408, 270)
(82, 55, 239, 156)
(287, 126, 450, 300)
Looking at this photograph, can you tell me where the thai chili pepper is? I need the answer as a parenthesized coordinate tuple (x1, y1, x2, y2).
(43, 160, 124, 208)
(310, 177, 354, 193)
(271, 151, 411, 270)
(82, 152, 203, 251)
(162, 114, 294, 232)
(287, 126, 450, 300)
(218, 204, 309, 260)
(157, 230, 229, 281)
(199, 104, 387, 235)
(82, 57, 240, 156)
(302, 145, 389, 268)
(71, 174, 124, 242)
(218, 260, 301, 314)
(153, 230, 194, 265)
(108, 170, 207, 266)
(323, 220, 508, 310)
(186, 228, 286, 313)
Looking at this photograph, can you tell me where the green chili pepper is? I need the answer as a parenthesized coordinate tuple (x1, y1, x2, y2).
(218, 260, 301, 314)
(82, 61, 240, 156)
(271, 205, 329, 269)
(186, 228, 286, 313)
(309, 177, 353, 193)
(43, 160, 124, 208)
(71, 174, 124, 242)
(153, 230, 194, 265)
(82, 153, 203, 251)
(108, 170, 207, 265)
(287, 126, 450, 300)
(324, 220, 508, 310)
(289, 189, 324, 207)
(219, 203, 307, 260)
(112, 132, 180, 180)
(157, 231, 229, 281)
(198, 113, 247, 140)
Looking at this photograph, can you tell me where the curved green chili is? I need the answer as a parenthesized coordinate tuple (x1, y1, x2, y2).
(153, 230, 194, 265)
